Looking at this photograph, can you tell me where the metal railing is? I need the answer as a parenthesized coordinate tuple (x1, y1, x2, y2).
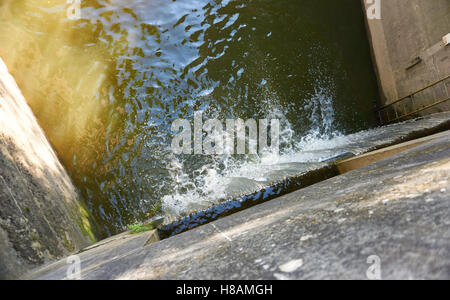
(376, 74, 450, 124)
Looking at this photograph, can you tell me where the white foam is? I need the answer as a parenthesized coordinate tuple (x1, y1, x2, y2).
(161, 82, 351, 220)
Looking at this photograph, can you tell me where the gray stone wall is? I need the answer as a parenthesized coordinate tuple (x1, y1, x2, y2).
(363, 0, 450, 112)
(0, 58, 97, 279)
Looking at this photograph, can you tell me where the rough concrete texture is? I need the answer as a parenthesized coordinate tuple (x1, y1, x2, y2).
(336, 130, 449, 173)
(363, 0, 450, 112)
(28, 131, 450, 280)
(0, 58, 97, 279)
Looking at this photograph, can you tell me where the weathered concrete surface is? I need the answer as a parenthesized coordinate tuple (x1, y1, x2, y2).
(336, 130, 449, 173)
(363, 0, 450, 112)
(28, 131, 450, 280)
(0, 58, 98, 279)
(23, 229, 160, 280)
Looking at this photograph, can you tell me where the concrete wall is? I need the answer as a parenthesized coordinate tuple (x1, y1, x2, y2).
(363, 0, 450, 116)
(0, 58, 97, 279)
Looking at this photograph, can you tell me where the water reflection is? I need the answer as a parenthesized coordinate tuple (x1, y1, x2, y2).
(0, 0, 378, 236)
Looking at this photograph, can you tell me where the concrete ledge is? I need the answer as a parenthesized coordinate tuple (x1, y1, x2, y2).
(336, 130, 450, 173)
(24, 229, 159, 280)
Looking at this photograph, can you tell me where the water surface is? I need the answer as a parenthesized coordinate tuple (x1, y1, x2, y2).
(0, 0, 379, 236)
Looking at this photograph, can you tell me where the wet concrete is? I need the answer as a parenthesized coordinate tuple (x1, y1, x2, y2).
(27, 129, 450, 280)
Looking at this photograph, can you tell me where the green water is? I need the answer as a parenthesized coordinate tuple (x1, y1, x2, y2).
(0, 0, 379, 237)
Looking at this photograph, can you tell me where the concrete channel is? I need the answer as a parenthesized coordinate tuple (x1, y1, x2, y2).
(0, 0, 449, 279)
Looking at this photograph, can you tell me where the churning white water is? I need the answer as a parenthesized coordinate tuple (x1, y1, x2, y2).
(161, 83, 348, 220)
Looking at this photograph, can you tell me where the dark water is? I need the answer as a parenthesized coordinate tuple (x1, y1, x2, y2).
(0, 0, 379, 237)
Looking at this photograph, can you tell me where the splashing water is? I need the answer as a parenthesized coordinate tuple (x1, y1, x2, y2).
(161, 84, 343, 220)
(0, 0, 378, 236)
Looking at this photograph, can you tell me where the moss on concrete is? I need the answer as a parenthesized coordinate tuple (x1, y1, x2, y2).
(128, 223, 155, 235)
